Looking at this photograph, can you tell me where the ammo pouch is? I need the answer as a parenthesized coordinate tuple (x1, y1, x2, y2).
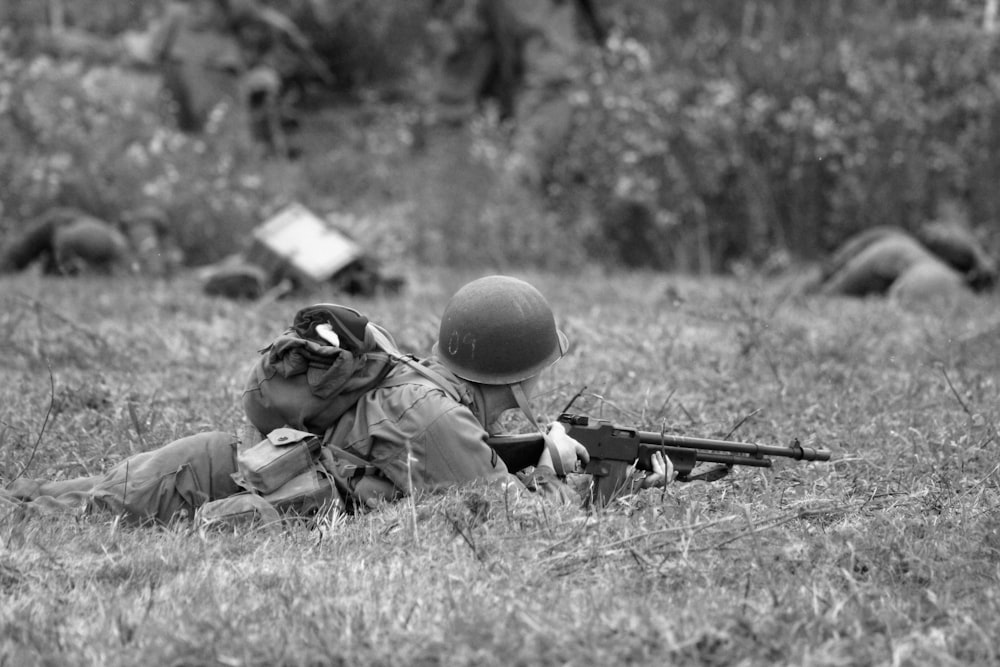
(261, 464, 341, 515)
(197, 465, 342, 527)
(236, 427, 322, 494)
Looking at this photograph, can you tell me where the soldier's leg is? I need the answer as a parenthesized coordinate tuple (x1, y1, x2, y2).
(889, 258, 969, 305)
(88, 431, 241, 524)
(820, 251, 896, 296)
(1, 474, 104, 516)
(821, 235, 933, 297)
(20, 475, 104, 498)
(3, 432, 240, 522)
(820, 227, 909, 282)
(0, 210, 69, 273)
(52, 217, 130, 275)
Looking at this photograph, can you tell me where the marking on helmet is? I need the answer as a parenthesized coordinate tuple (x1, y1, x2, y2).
(447, 331, 476, 359)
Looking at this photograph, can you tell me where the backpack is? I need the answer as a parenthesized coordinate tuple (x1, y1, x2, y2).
(241, 303, 399, 436)
(226, 302, 460, 518)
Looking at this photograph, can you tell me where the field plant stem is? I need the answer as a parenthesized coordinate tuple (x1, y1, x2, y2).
(69, 449, 94, 475)
(17, 292, 111, 358)
(7, 361, 55, 485)
(940, 366, 1000, 446)
(447, 515, 477, 555)
(652, 388, 676, 425)
(503, 482, 512, 525)
(740, 506, 779, 606)
(121, 460, 130, 520)
(725, 408, 762, 440)
(406, 442, 419, 547)
(940, 367, 973, 416)
(560, 385, 588, 413)
(127, 400, 146, 453)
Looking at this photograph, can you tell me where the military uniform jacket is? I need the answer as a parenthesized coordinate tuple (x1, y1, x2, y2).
(321, 358, 511, 501)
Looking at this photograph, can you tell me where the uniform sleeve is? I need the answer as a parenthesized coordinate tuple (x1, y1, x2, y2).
(359, 386, 576, 501)
(404, 401, 512, 492)
(397, 402, 582, 504)
(338, 384, 511, 496)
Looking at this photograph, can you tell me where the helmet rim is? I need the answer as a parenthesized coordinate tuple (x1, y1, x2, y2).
(432, 275, 569, 385)
(431, 328, 568, 385)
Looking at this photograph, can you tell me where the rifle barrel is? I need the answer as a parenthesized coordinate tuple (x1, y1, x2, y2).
(653, 445, 772, 468)
(637, 430, 830, 462)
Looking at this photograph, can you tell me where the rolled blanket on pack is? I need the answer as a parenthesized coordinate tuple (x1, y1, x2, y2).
(291, 303, 403, 354)
(242, 304, 398, 435)
(291, 303, 371, 350)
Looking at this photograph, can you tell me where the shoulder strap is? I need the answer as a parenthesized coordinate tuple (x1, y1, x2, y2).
(391, 358, 465, 402)
(365, 323, 468, 404)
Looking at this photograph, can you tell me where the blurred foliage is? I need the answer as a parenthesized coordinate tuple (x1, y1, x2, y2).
(1, 0, 1000, 272)
(267, 0, 434, 94)
(555, 0, 1000, 271)
(0, 53, 280, 265)
(0, 0, 438, 269)
(0, 0, 151, 55)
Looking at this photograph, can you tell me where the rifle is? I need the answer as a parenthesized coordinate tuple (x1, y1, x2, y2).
(487, 413, 831, 506)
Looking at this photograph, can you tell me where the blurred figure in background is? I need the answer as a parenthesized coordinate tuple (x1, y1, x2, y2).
(147, 0, 331, 153)
(427, 0, 606, 187)
(814, 216, 996, 304)
(0, 208, 128, 276)
(149, 0, 246, 133)
(119, 205, 185, 277)
(0, 206, 184, 278)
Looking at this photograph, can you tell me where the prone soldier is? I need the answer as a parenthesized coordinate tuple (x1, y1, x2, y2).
(3, 276, 670, 523)
(0, 208, 129, 276)
(147, 0, 330, 151)
(815, 222, 996, 304)
(0, 206, 182, 278)
(428, 0, 607, 186)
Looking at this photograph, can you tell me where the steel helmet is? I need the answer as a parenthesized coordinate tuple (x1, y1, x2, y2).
(433, 275, 569, 385)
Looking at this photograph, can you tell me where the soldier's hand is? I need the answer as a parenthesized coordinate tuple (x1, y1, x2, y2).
(537, 421, 590, 476)
(630, 451, 675, 489)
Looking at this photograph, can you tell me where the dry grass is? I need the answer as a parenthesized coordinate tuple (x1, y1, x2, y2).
(2, 267, 999, 666)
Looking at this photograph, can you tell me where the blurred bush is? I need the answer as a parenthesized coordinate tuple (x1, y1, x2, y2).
(0, 52, 277, 266)
(551, 0, 1000, 272)
(0, 0, 439, 270)
(268, 0, 433, 95)
(0, 0, 150, 55)
(3, 0, 1000, 273)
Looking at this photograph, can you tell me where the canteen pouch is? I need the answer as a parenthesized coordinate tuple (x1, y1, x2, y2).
(263, 465, 342, 515)
(196, 493, 282, 527)
(197, 466, 341, 528)
(235, 427, 321, 494)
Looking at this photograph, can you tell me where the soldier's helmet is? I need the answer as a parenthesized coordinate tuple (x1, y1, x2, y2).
(432, 275, 568, 385)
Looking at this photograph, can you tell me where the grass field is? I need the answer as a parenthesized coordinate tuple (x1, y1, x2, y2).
(2, 266, 999, 666)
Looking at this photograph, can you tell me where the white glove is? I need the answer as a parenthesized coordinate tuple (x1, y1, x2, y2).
(629, 451, 675, 489)
(536, 421, 590, 476)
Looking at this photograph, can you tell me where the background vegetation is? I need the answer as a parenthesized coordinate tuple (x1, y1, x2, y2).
(2, 5, 1000, 661)
(2, 269, 999, 665)
(2, 0, 1000, 272)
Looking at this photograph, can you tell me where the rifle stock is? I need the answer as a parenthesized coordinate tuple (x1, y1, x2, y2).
(487, 413, 831, 506)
